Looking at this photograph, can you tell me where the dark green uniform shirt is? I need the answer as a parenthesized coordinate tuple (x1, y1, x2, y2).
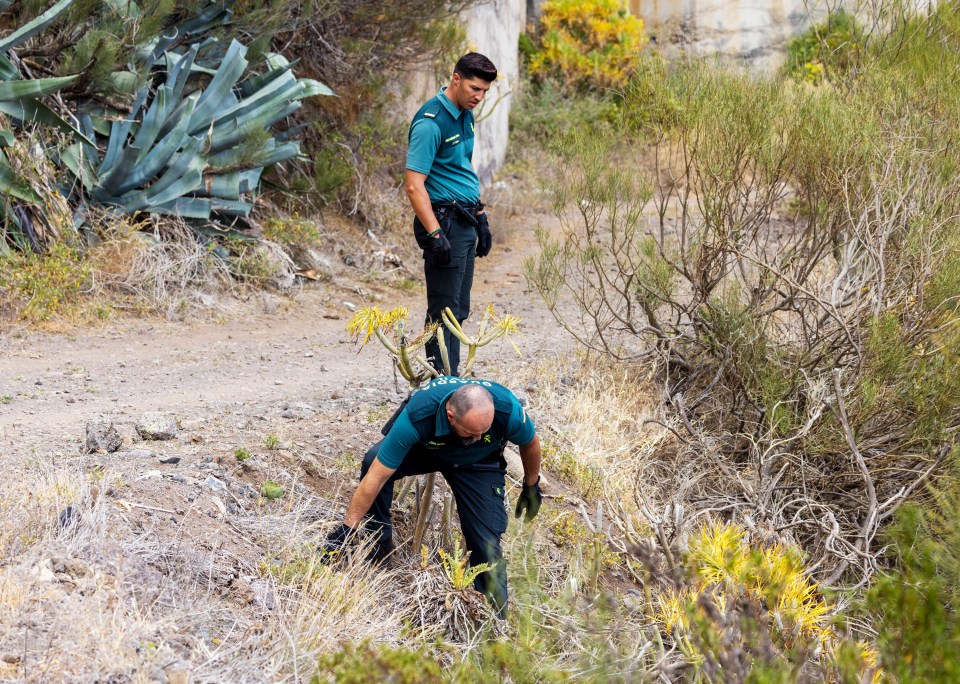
(376, 376, 535, 469)
(405, 89, 480, 204)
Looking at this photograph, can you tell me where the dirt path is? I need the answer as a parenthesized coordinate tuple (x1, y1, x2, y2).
(0, 210, 595, 682)
(0, 216, 562, 457)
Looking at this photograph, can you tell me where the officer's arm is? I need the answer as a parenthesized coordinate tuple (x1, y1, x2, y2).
(404, 170, 442, 235)
(518, 434, 542, 486)
(343, 458, 396, 528)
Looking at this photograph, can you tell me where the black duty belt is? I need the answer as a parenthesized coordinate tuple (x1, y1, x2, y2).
(431, 201, 479, 228)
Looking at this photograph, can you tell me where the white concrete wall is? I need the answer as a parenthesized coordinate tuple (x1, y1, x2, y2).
(634, 0, 825, 70)
(466, 0, 527, 185)
(632, 0, 940, 70)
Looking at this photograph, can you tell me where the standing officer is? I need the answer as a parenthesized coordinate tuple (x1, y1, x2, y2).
(404, 53, 497, 375)
(324, 377, 543, 617)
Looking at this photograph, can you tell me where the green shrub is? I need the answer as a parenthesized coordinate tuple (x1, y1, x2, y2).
(527, 3, 960, 595)
(0, 241, 90, 321)
(784, 9, 862, 83)
(509, 81, 620, 146)
(312, 641, 444, 684)
(865, 454, 960, 683)
(261, 215, 324, 249)
(526, 0, 648, 93)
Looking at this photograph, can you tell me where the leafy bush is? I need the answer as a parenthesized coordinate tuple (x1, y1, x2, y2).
(865, 454, 960, 682)
(649, 522, 881, 681)
(312, 641, 445, 684)
(509, 80, 620, 145)
(784, 9, 862, 83)
(0, 240, 89, 321)
(526, 2, 960, 593)
(526, 0, 648, 92)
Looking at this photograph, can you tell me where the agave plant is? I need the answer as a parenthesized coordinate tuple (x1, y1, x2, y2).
(61, 39, 332, 220)
(1, 0, 332, 247)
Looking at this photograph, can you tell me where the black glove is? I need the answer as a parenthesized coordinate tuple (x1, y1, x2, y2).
(321, 523, 354, 558)
(426, 230, 452, 266)
(475, 212, 492, 258)
(515, 477, 542, 522)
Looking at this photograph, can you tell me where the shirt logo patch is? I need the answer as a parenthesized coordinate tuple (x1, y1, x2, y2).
(483, 435, 491, 443)
(444, 134, 460, 143)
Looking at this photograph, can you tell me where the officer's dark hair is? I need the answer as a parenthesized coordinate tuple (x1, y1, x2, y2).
(454, 52, 497, 83)
(448, 384, 493, 418)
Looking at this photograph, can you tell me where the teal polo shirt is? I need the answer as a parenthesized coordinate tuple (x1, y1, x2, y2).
(376, 376, 536, 469)
(406, 89, 480, 205)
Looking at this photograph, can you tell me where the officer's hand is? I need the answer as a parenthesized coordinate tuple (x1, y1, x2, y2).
(428, 230, 452, 266)
(320, 522, 354, 561)
(515, 477, 542, 522)
(476, 213, 492, 258)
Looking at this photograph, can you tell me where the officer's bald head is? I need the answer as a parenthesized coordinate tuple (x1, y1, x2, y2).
(446, 385, 494, 445)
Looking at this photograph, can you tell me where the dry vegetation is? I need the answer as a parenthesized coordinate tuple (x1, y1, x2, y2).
(2, 1, 959, 682)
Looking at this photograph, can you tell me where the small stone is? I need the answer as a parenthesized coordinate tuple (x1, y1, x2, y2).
(30, 559, 56, 583)
(205, 476, 228, 493)
(137, 470, 163, 480)
(159, 456, 181, 465)
(330, 390, 343, 400)
(281, 410, 295, 419)
(136, 412, 178, 441)
(58, 505, 79, 531)
(52, 557, 89, 579)
(167, 670, 190, 684)
(84, 420, 123, 453)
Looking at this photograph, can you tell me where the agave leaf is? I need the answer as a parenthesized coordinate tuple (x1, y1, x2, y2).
(0, 99, 95, 146)
(152, 196, 251, 219)
(131, 85, 171, 163)
(0, 129, 12, 146)
(60, 142, 98, 191)
(207, 139, 299, 171)
(133, 136, 206, 201)
(142, 2, 235, 64)
(0, 0, 76, 53)
(98, 86, 148, 174)
(165, 49, 216, 81)
(0, 55, 19, 81)
(236, 65, 289, 98)
(199, 166, 265, 199)
(188, 40, 248, 132)
(203, 72, 299, 132)
(295, 79, 335, 99)
(111, 94, 198, 195)
(207, 101, 300, 154)
(0, 74, 77, 101)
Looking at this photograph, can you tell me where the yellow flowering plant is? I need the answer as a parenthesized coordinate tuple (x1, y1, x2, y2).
(527, 0, 648, 92)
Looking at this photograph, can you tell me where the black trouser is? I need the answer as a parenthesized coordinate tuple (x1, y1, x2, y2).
(361, 441, 509, 616)
(415, 208, 477, 375)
